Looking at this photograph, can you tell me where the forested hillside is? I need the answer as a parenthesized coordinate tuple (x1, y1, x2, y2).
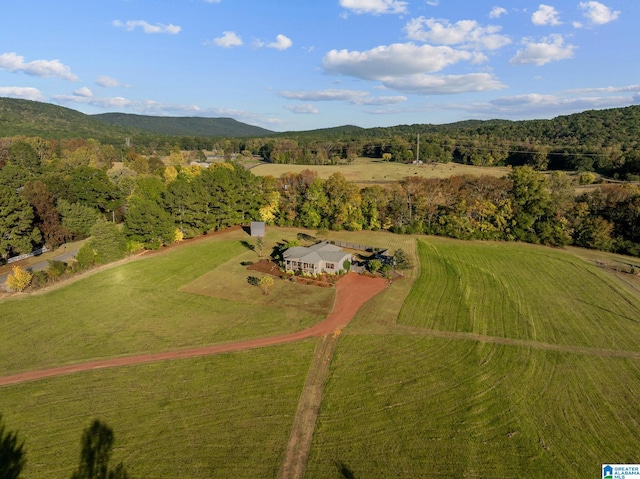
(0, 98, 131, 141)
(92, 112, 274, 138)
(254, 106, 640, 179)
(0, 98, 273, 141)
(1, 98, 640, 178)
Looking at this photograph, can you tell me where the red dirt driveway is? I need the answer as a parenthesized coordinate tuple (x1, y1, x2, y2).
(0, 273, 388, 387)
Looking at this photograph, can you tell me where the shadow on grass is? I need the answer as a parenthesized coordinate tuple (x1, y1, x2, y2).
(240, 240, 255, 252)
(334, 460, 359, 479)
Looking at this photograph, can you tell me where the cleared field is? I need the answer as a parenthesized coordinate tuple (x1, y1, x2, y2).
(399, 239, 640, 350)
(0, 341, 315, 479)
(306, 336, 640, 478)
(251, 157, 511, 184)
(306, 239, 640, 478)
(3, 230, 640, 478)
(0, 228, 328, 374)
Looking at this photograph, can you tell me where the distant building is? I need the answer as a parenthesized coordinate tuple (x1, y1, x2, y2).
(250, 221, 265, 237)
(283, 242, 351, 274)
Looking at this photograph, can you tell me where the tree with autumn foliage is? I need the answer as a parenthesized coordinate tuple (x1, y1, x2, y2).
(6, 266, 33, 292)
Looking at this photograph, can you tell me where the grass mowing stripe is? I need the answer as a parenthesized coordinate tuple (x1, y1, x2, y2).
(0, 341, 315, 479)
(0, 236, 323, 374)
(399, 239, 640, 350)
(307, 336, 640, 478)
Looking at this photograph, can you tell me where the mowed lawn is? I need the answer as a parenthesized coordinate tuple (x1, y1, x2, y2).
(0, 228, 331, 374)
(400, 239, 640, 350)
(306, 238, 640, 478)
(0, 341, 315, 479)
(4, 230, 640, 478)
(307, 336, 640, 478)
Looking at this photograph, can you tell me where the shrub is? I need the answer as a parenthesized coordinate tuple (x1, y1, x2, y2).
(30, 270, 49, 289)
(6, 266, 33, 292)
(579, 172, 596, 185)
(46, 259, 67, 279)
(76, 243, 97, 269)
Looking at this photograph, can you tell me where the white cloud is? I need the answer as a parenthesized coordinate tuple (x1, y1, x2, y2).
(489, 7, 507, 19)
(268, 34, 293, 50)
(443, 92, 638, 119)
(405, 17, 511, 51)
(0, 52, 78, 81)
(568, 84, 640, 94)
(73, 87, 93, 98)
(509, 35, 575, 66)
(532, 5, 562, 26)
(323, 43, 474, 80)
(209, 31, 243, 47)
(95, 76, 130, 88)
(113, 20, 181, 34)
(381, 73, 506, 95)
(284, 104, 319, 114)
(54, 93, 133, 109)
(579, 1, 620, 25)
(359, 95, 409, 105)
(0, 86, 44, 101)
(280, 88, 406, 105)
(339, 0, 408, 15)
(426, 0, 439, 6)
(203, 0, 221, 3)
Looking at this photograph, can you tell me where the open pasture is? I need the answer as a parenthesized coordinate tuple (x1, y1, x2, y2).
(307, 336, 640, 478)
(250, 157, 511, 184)
(306, 238, 640, 478)
(3, 229, 640, 478)
(0, 228, 327, 375)
(400, 238, 640, 351)
(0, 341, 315, 479)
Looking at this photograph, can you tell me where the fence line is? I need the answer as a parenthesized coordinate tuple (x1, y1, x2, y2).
(328, 240, 389, 254)
(6, 247, 49, 264)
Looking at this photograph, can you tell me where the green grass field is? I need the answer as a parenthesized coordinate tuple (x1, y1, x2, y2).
(0, 342, 315, 479)
(306, 238, 640, 478)
(399, 239, 640, 350)
(0, 228, 328, 374)
(2, 230, 640, 478)
(251, 157, 511, 184)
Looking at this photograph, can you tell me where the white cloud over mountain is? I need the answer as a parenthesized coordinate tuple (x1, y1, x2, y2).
(323, 43, 475, 79)
(0, 86, 44, 101)
(0, 52, 78, 81)
(280, 89, 407, 105)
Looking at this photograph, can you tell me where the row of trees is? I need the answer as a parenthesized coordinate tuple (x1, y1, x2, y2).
(265, 168, 640, 256)
(1, 134, 639, 263)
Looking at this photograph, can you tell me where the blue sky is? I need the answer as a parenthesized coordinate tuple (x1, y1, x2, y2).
(1, 0, 637, 131)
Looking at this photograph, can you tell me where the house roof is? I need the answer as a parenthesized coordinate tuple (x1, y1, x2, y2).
(283, 242, 350, 265)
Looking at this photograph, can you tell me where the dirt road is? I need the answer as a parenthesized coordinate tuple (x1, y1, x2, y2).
(0, 273, 389, 387)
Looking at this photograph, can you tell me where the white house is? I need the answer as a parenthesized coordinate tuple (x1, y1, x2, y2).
(282, 242, 351, 274)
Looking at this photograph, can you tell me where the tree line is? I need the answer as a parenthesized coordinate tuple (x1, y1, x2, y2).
(1, 137, 639, 277)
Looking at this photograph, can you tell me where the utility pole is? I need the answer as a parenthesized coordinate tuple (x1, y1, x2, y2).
(416, 133, 420, 163)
